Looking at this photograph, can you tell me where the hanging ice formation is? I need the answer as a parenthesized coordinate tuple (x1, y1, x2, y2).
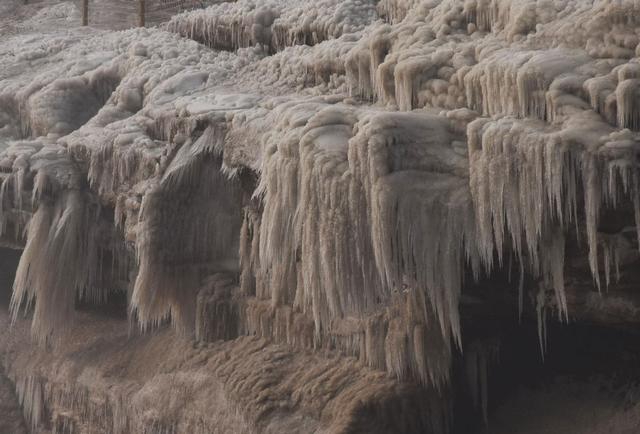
(166, 0, 377, 53)
(131, 124, 243, 332)
(1, 0, 640, 431)
(465, 338, 500, 425)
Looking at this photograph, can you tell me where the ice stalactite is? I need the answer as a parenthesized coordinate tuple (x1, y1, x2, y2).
(0, 25, 260, 340)
(131, 125, 243, 332)
(167, 0, 377, 54)
(14, 375, 45, 432)
(465, 338, 500, 425)
(468, 118, 560, 268)
(252, 115, 303, 310)
(382, 293, 455, 387)
(536, 286, 549, 357)
(167, 2, 280, 52)
(10, 194, 74, 341)
(577, 64, 640, 132)
(368, 170, 476, 347)
(86, 137, 156, 200)
(346, 32, 472, 111)
(599, 233, 625, 288)
(616, 78, 640, 130)
(245, 105, 478, 387)
(0, 145, 123, 342)
(9, 186, 125, 344)
(463, 0, 504, 33)
(542, 227, 568, 321)
(461, 0, 547, 38)
(376, 0, 421, 24)
(345, 0, 551, 110)
(353, 111, 482, 385)
(465, 48, 592, 121)
(467, 112, 636, 359)
(252, 104, 390, 338)
(341, 0, 640, 137)
(582, 136, 640, 290)
(344, 30, 383, 101)
(467, 110, 640, 318)
(392, 48, 458, 112)
(271, 0, 377, 52)
(467, 108, 640, 354)
(0, 148, 127, 343)
(584, 75, 619, 126)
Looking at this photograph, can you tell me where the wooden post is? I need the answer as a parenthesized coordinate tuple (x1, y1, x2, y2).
(138, 0, 146, 27)
(82, 0, 88, 26)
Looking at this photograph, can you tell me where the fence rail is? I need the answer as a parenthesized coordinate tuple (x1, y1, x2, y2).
(75, 0, 213, 29)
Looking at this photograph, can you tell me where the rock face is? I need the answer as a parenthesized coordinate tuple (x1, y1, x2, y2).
(0, 302, 437, 433)
(1, 0, 640, 433)
(0, 368, 27, 434)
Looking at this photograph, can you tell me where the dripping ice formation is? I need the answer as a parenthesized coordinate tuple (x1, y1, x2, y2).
(0, 0, 640, 432)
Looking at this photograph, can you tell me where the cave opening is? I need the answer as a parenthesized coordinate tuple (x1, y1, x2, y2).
(0, 247, 21, 308)
(0, 246, 27, 434)
(453, 312, 640, 433)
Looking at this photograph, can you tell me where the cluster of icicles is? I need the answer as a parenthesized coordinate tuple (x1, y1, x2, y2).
(165, 0, 377, 53)
(3, 76, 640, 396)
(238, 102, 640, 392)
(11, 372, 184, 434)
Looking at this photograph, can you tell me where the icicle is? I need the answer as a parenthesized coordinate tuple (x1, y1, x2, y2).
(635, 178, 640, 249)
(15, 376, 45, 431)
(518, 259, 525, 323)
(616, 79, 640, 130)
(536, 286, 548, 359)
(9, 187, 119, 343)
(466, 339, 500, 426)
(246, 106, 476, 386)
(541, 227, 567, 322)
(583, 154, 603, 291)
(166, 0, 376, 54)
(600, 233, 624, 288)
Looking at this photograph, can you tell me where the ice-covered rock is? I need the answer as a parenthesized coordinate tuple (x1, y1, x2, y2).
(1, 0, 640, 432)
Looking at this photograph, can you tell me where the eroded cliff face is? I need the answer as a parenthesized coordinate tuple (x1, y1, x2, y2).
(1, 0, 640, 433)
